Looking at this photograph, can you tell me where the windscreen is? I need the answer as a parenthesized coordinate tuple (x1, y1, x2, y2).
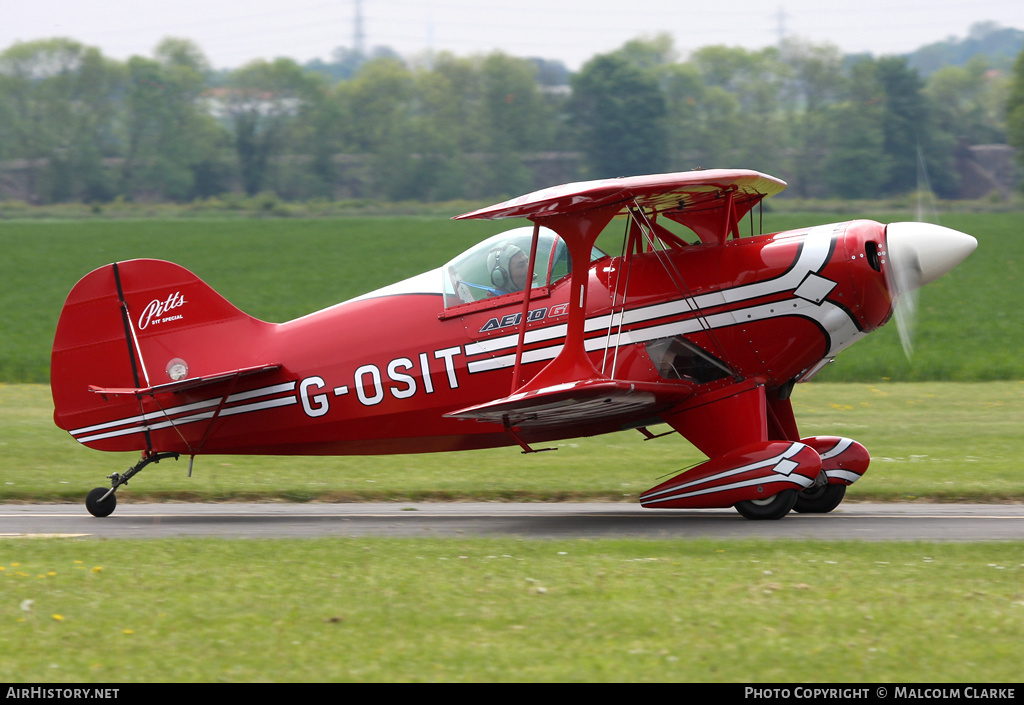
(442, 226, 604, 309)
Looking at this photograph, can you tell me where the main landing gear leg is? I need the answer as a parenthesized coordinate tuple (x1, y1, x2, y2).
(85, 452, 180, 517)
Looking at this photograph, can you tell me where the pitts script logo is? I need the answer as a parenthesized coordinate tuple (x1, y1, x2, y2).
(138, 291, 187, 330)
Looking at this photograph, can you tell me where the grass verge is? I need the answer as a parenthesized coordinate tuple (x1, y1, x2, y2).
(2, 381, 1022, 504)
(1, 538, 1022, 682)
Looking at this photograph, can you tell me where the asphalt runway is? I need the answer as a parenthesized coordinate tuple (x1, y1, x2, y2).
(2, 502, 1024, 540)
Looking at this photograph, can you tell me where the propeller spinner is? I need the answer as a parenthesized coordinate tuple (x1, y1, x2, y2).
(884, 222, 977, 358)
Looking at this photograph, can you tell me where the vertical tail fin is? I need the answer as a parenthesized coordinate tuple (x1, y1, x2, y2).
(51, 259, 276, 450)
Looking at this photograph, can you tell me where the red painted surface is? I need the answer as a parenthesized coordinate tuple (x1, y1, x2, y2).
(51, 170, 974, 515)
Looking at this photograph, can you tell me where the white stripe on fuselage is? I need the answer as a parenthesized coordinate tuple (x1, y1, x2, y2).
(69, 382, 298, 443)
(464, 224, 863, 374)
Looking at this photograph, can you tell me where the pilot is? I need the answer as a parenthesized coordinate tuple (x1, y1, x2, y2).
(487, 242, 531, 293)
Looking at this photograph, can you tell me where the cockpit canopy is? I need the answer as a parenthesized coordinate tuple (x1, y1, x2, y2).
(442, 226, 605, 309)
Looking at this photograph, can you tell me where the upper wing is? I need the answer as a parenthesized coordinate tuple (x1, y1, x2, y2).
(454, 169, 787, 246)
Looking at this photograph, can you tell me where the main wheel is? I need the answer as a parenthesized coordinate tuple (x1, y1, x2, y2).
(85, 487, 117, 518)
(794, 483, 846, 514)
(734, 489, 798, 520)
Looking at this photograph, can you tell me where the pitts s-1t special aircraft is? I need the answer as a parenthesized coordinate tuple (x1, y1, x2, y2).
(51, 169, 977, 519)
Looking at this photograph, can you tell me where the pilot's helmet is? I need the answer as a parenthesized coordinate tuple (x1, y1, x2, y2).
(487, 242, 526, 290)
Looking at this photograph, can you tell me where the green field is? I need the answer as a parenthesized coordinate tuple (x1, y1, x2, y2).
(0, 212, 1021, 383)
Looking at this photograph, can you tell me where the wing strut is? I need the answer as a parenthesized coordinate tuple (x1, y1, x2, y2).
(513, 201, 623, 393)
(599, 216, 637, 378)
(510, 223, 541, 392)
(621, 203, 741, 382)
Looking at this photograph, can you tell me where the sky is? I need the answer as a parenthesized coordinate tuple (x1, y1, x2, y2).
(3, 0, 1024, 71)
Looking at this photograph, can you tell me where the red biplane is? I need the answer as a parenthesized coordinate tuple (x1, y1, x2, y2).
(51, 169, 977, 519)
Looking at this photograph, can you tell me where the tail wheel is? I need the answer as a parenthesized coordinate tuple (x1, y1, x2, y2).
(734, 489, 798, 520)
(83, 452, 179, 518)
(85, 487, 117, 518)
(794, 483, 846, 514)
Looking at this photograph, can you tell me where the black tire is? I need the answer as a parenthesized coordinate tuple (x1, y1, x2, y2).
(794, 483, 846, 514)
(86, 487, 116, 517)
(734, 489, 798, 520)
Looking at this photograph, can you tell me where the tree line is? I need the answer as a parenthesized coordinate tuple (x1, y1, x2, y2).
(0, 32, 1018, 205)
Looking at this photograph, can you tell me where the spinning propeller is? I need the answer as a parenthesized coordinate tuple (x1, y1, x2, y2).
(884, 222, 977, 358)
(883, 147, 977, 358)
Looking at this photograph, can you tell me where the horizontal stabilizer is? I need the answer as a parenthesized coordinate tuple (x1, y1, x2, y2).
(445, 378, 693, 431)
(88, 363, 282, 398)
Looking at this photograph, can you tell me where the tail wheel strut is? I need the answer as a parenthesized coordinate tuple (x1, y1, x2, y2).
(85, 452, 179, 517)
